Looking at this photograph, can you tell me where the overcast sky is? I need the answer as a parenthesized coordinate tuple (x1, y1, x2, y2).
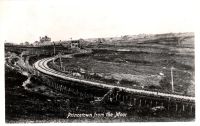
(0, 0, 196, 44)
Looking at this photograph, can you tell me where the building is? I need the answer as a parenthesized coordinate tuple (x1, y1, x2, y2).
(24, 41, 29, 46)
(33, 41, 39, 45)
(70, 40, 80, 49)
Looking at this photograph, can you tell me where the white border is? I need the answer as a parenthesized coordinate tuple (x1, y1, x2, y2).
(1, 0, 199, 126)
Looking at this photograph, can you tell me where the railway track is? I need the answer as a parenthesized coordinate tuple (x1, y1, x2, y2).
(33, 56, 195, 102)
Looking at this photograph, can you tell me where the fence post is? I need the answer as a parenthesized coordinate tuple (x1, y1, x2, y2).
(175, 103, 178, 112)
(134, 98, 136, 106)
(139, 99, 141, 107)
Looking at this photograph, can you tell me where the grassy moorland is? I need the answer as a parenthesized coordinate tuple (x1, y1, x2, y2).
(53, 33, 194, 96)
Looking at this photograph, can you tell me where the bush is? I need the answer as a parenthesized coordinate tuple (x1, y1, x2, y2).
(120, 79, 139, 87)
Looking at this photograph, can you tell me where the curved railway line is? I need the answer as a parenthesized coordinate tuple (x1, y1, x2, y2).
(33, 56, 195, 102)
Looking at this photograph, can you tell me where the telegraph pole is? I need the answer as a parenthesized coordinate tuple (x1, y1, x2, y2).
(171, 66, 174, 93)
(59, 53, 63, 69)
(53, 41, 56, 56)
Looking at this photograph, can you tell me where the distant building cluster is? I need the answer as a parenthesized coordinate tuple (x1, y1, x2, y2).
(4, 42, 14, 46)
(33, 36, 52, 46)
(40, 36, 51, 43)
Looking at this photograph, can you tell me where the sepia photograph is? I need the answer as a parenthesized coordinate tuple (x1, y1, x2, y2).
(0, 0, 197, 123)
